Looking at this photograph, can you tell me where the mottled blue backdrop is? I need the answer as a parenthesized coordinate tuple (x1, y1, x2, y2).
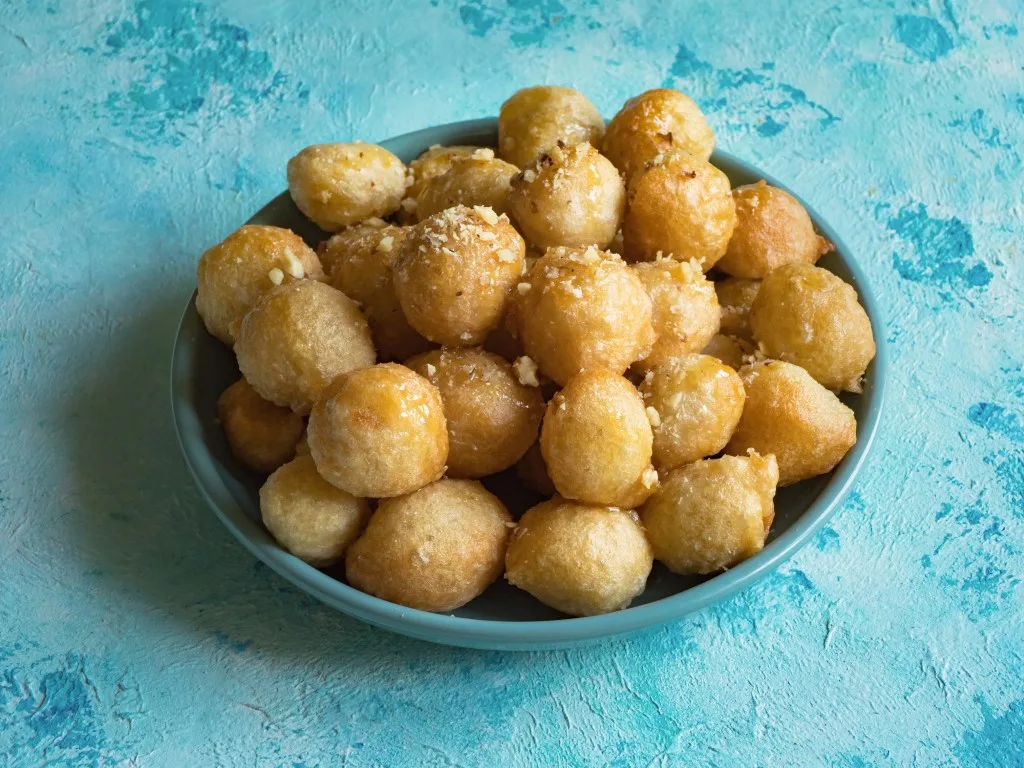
(1, 1, 1022, 765)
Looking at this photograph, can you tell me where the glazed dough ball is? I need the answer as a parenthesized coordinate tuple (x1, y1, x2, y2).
(540, 371, 653, 505)
(308, 364, 448, 498)
(498, 86, 605, 168)
(235, 281, 376, 414)
(345, 479, 512, 612)
(516, 441, 556, 497)
(725, 361, 857, 486)
(407, 348, 544, 478)
(623, 150, 737, 270)
(750, 264, 876, 393)
(508, 142, 625, 250)
(287, 143, 406, 232)
(516, 246, 654, 385)
(217, 378, 305, 473)
(639, 354, 745, 470)
(715, 277, 760, 341)
(602, 88, 715, 182)
(641, 452, 778, 575)
(260, 455, 370, 567)
(415, 153, 519, 220)
(702, 333, 755, 370)
(394, 205, 525, 346)
(716, 181, 833, 278)
(505, 499, 653, 616)
(633, 258, 720, 370)
(196, 225, 324, 345)
(405, 145, 481, 206)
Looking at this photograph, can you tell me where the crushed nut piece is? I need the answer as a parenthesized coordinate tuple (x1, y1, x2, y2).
(268, 268, 284, 285)
(473, 205, 499, 225)
(497, 249, 516, 263)
(376, 235, 394, 253)
(472, 147, 495, 160)
(646, 406, 662, 427)
(641, 466, 659, 489)
(513, 356, 540, 387)
(517, 282, 532, 295)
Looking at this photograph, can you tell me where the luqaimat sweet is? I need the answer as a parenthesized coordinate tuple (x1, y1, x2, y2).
(498, 85, 605, 168)
(217, 378, 305, 474)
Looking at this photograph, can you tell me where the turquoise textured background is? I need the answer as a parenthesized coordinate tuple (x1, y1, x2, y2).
(2, 1, 1022, 765)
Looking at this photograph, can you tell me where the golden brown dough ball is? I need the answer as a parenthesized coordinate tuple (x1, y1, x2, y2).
(633, 258, 720, 369)
(196, 225, 324, 345)
(508, 142, 625, 250)
(602, 88, 715, 182)
(716, 181, 833, 278)
(407, 348, 544, 478)
(715, 277, 760, 341)
(345, 479, 512, 612)
(725, 361, 857, 486)
(750, 264, 876, 393)
(415, 153, 519, 220)
(260, 455, 370, 567)
(516, 441, 556, 497)
(235, 281, 376, 414)
(498, 86, 605, 168)
(505, 499, 653, 616)
(515, 246, 654, 385)
(622, 150, 736, 270)
(287, 142, 406, 231)
(402, 145, 481, 216)
(641, 452, 778, 575)
(638, 354, 745, 470)
(701, 333, 755, 370)
(217, 378, 305, 473)
(540, 370, 653, 505)
(308, 364, 448, 498)
(393, 205, 525, 346)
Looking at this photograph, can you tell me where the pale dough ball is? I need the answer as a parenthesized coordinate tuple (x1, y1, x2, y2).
(505, 499, 653, 616)
(641, 452, 778, 574)
(235, 281, 376, 414)
(715, 277, 760, 341)
(750, 264, 876, 393)
(540, 370, 653, 505)
(403, 145, 482, 214)
(498, 86, 605, 168)
(287, 142, 406, 231)
(639, 354, 745, 470)
(415, 154, 519, 221)
(196, 225, 324, 345)
(217, 378, 305, 473)
(725, 361, 857, 486)
(393, 205, 525, 346)
(308, 363, 448, 498)
(515, 245, 654, 385)
(716, 181, 833, 278)
(602, 88, 715, 182)
(508, 141, 625, 250)
(622, 150, 737, 270)
(701, 333, 755, 370)
(407, 348, 544, 478)
(345, 479, 512, 612)
(260, 455, 370, 567)
(633, 257, 720, 370)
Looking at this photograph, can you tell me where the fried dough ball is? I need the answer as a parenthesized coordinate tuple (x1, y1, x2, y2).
(498, 86, 605, 168)
(287, 142, 406, 231)
(217, 378, 305, 473)
(725, 361, 857, 486)
(235, 281, 375, 414)
(641, 452, 778, 575)
(750, 264, 876, 393)
(345, 479, 512, 612)
(702, 333, 755, 370)
(405, 145, 481, 203)
(508, 142, 625, 250)
(196, 225, 324, 345)
(516, 246, 654, 385)
(505, 499, 653, 616)
(716, 181, 833, 278)
(407, 348, 543, 478)
(633, 258, 720, 370)
(415, 154, 519, 220)
(715, 277, 760, 341)
(393, 205, 525, 347)
(639, 354, 745, 470)
(622, 151, 736, 270)
(516, 441, 556, 497)
(259, 456, 370, 567)
(540, 371, 653, 505)
(602, 88, 715, 182)
(308, 364, 448, 498)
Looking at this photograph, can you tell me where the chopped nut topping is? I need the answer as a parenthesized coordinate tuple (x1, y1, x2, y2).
(641, 466, 659, 489)
(424, 363, 437, 377)
(517, 282, 532, 295)
(513, 356, 540, 387)
(472, 147, 495, 160)
(268, 268, 284, 285)
(497, 249, 516, 263)
(646, 406, 662, 427)
(473, 205, 499, 225)
(522, 168, 537, 183)
(478, 231, 497, 241)
(376, 235, 394, 253)
(400, 197, 418, 212)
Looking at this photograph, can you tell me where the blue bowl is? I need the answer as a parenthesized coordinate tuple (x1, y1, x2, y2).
(171, 118, 886, 650)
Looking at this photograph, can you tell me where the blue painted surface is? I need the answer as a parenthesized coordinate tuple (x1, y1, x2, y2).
(1, 0, 1022, 764)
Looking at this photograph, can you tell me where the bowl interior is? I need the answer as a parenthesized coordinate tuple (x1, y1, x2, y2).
(172, 119, 884, 644)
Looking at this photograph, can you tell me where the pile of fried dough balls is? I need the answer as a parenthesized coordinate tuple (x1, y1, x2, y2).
(197, 86, 875, 617)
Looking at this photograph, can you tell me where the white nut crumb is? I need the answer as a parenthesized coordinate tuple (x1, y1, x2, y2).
(513, 356, 540, 387)
(460, 331, 473, 341)
(644, 370, 655, 384)
(669, 391, 683, 409)
(517, 282, 532, 295)
(522, 168, 537, 183)
(505, 521, 517, 529)
(376, 235, 394, 253)
(478, 231, 497, 241)
(472, 147, 495, 160)
(400, 197, 418, 212)
(424, 363, 437, 377)
(646, 406, 661, 427)
(497, 249, 516, 263)
(641, 466, 659, 489)
(284, 251, 305, 279)
(473, 205, 499, 225)
(268, 268, 284, 285)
